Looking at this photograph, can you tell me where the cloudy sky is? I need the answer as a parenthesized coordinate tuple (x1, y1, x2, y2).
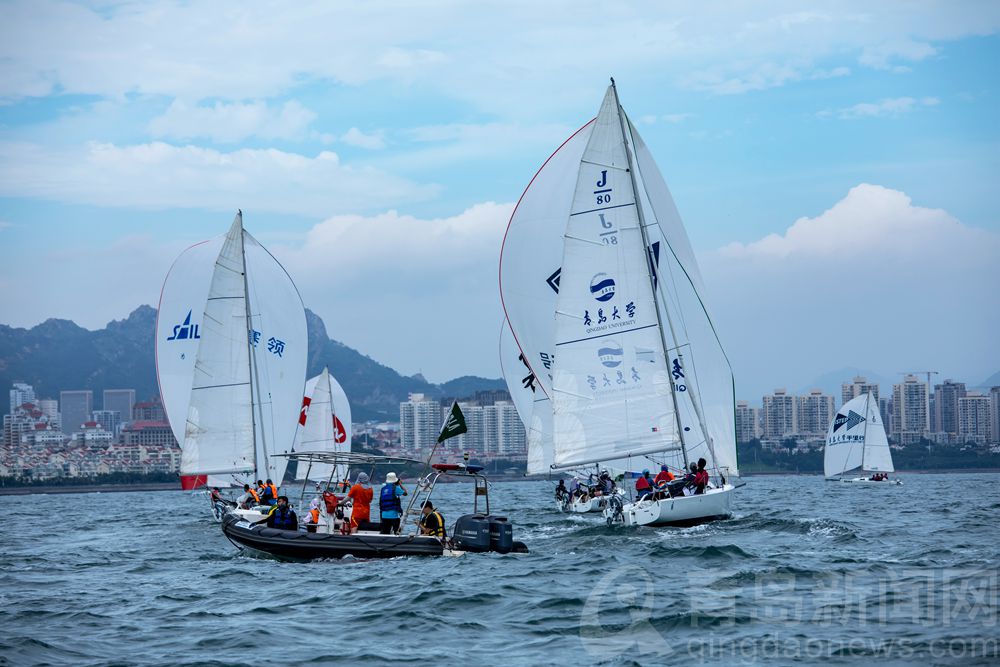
(1, 1, 998, 400)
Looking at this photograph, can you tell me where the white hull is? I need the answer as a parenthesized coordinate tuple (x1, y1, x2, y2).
(835, 477, 902, 485)
(558, 494, 609, 513)
(605, 485, 735, 527)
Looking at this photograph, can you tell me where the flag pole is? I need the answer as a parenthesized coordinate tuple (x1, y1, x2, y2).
(401, 400, 466, 530)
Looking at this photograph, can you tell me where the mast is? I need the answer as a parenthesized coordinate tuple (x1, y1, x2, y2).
(238, 210, 271, 481)
(610, 78, 690, 470)
(860, 392, 871, 472)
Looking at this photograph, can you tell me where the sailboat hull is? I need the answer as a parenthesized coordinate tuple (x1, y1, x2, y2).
(557, 494, 612, 513)
(836, 477, 902, 485)
(606, 484, 735, 527)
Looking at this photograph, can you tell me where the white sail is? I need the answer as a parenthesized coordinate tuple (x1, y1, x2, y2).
(862, 396, 893, 473)
(551, 87, 677, 468)
(164, 212, 307, 484)
(500, 320, 555, 474)
(182, 215, 256, 477)
(295, 367, 352, 482)
(628, 116, 739, 477)
(825, 392, 893, 477)
(500, 120, 595, 396)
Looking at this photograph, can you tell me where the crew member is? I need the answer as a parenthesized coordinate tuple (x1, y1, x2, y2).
(379, 472, 407, 535)
(555, 479, 568, 501)
(347, 472, 373, 533)
(418, 500, 446, 538)
(266, 496, 298, 530)
(635, 469, 653, 499)
(237, 483, 260, 509)
(694, 458, 709, 495)
(264, 479, 279, 506)
(305, 498, 322, 533)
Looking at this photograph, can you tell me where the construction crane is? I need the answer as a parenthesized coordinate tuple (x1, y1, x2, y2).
(899, 371, 939, 387)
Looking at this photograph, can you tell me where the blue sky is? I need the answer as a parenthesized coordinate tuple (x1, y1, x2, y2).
(1, 1, 998, 400)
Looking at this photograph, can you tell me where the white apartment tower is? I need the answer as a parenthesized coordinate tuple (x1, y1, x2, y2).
(892, 376, 929, 443)
(798, 390, 836, 436)
(762, 389, 797, 439)
(399, 393, 443, 453)
(841, 376, 879, 406)
(9, 382, 36, 415)
(958, 393, 991, 444)
(933, 380, 966, 436)
(735, 401, 761, 443)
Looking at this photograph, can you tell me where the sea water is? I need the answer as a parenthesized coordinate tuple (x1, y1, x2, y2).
(1, 473, 998, 666)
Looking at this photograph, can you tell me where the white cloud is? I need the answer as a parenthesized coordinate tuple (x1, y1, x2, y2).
(149, 100, 317, 143)
(1, 1, 996, 107)
(661, 113, 694, 123)
(0, 220, 12, 229)
(339, 127, 386, 150)
(705, 184, 1000, 399)
(0, 140, 438, 216)
(272, 202, 514, 379)
(819, 96, 940, 119)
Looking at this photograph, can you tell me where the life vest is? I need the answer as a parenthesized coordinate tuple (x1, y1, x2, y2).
(258, 484, 272, 501)
(248, 487, 260, 503)
(323, 491, 339, 513)
(635, 475, 651, 491)
(379, 483, 401, 513)
(267, 483, 278, 500)
(270, 507, 296, 529)
(309, 508, 320, 524)
(422, 510, 445, 537)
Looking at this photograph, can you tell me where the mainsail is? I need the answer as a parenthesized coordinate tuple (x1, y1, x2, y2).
(294, 367, 352, 482)
(501, 82, 737, 477)
(824, 392, 892, 478)
(157, 212, 307, 486)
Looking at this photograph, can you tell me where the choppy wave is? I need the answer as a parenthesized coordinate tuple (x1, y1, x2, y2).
(2, 473, 998, 665)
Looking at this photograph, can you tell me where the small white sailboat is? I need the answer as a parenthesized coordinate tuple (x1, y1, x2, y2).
(501, 80, 738, 527)
(156, 211, 308, 517)
(824, 392, 901, 485)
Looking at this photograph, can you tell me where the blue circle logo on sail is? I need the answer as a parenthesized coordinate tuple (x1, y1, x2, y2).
(590, 273, 616, 302)
(598, 342, 623, 368)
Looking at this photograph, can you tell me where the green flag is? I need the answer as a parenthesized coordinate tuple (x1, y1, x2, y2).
(438, 401, 468, 443)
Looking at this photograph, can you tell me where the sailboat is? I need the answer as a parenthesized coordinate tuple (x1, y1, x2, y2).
(156, 212, 308, 508)
(501, 80, 738, 527)
(291, 367, 353, 488)
(824, 392, 901, 484)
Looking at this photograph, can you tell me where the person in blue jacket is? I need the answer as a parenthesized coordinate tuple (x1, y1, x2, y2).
(379, 472, 408, 534)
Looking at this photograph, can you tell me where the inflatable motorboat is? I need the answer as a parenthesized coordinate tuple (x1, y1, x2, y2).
(220, 453, 528, 560)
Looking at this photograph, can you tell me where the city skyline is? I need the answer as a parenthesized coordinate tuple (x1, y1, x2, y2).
(1, 2, 998, 401)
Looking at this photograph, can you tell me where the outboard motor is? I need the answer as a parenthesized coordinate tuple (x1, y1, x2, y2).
(487, 516, 513, 554)
(451, 514, 491, 552)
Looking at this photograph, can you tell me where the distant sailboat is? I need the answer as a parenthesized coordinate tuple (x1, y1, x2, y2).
(824, 392, 900, 484)
(292, 367, 352, 486)
(502, 80, 738, 527)
(156, 212, 307, 494)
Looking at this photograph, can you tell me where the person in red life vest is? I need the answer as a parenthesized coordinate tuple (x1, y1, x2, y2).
(652, 465, 675, 499)
(694, 458, 710, 494)
(635, 469, 653, 499)
(347, 472, 373, 533)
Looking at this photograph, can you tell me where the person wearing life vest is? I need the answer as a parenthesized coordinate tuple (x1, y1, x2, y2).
(418, 500, 446, 538)
(347, 472, 373, 533)
(378, 472, 407, 535)
(237, 483, 260, 509)
(635, 469, 653, 499)
(266, 496, 298, 530)
(261, 479, 278, 506)
(693, 458, 709, 495)
(304, 498, 322, 533)
(555, 479, 568, 501)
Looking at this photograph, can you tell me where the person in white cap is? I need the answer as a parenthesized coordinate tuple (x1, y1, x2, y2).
(378, 472, 407, 534)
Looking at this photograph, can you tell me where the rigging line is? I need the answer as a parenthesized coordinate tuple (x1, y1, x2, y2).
(570, 202, 636, 217)
(555, 322, 658, 346)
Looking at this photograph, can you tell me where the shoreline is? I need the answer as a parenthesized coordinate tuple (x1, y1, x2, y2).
(0, 482, 182, 496)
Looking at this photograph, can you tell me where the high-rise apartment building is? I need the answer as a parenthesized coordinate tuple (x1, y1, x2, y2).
(103, 389, 135, 426)
(132, 399, 166, 422)
(91, 409, 121, 436)
(762, 389, 797, 439)
(841, 376, 879, 406)
(59, 390, 93, 436)
(990, 387, 1000, 446)
(797, 390, 836, 436)
(958, 393, 991, 444)
(892, 376, 929, 443)
(735, 401, 761, 444)
(9, 382, 36, 415)
(879, 396, 893, 436)
(933, 380, 967, 436)
(488, 401, 526, 457)
(399, 393, 444, 452)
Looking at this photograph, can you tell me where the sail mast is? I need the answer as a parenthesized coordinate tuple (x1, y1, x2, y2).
(609, 78, 690, 470)
(860, 392, 871, 472)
